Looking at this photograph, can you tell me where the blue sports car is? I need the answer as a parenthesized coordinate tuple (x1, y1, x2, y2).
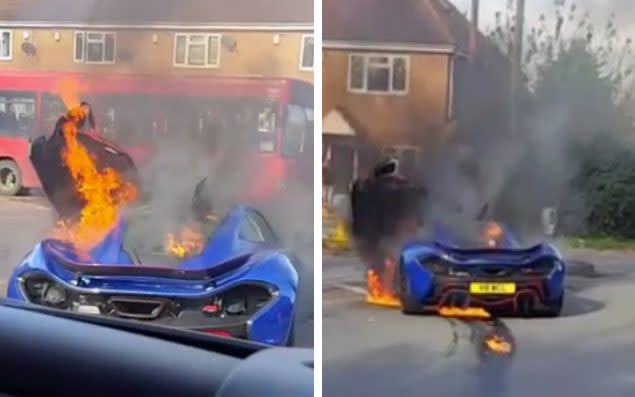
(6, 205, 299, 346)
(351, 158, 566, 318)
(396, 221, 566, 317)
(7, 118, 298, 346)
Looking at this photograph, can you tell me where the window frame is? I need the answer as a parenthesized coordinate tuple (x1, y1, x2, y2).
(239, 215, 266, 244)
(74, 31, 116, 64)
(0, 30, 12, 61)
(245, 209, 279, 245)
(173, 33, 222, 69)
(347, 53, 410, 95)
(299, 34, 314, 71)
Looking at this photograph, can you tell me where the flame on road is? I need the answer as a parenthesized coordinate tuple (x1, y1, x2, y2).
(366, 258, 400, 308)
(484, 334, 513, 355)
(439, 306, 491, 319)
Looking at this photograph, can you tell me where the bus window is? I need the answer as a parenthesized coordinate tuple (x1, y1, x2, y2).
(0, 92, 35, 136)
(99, 95, 158, 146)
(42, 93, 98, 134)
(196, 107, 226, 150)
(304, 108, 314, 125)
(160, 96, 201, 140)
(257, 105, 276, 153)
(303, 108, 314, 153)
(258, 107, 275, 133)
(41, 94, 65, 133)
(282, 104, 308, 158)
(155, 97, 278, 156)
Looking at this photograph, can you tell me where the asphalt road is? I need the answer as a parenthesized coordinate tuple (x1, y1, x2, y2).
(0, 195, 314, 348)
(324, 254, 635, 397)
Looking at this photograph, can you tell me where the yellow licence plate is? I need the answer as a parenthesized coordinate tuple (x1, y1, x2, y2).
(469, 282, 516, 295)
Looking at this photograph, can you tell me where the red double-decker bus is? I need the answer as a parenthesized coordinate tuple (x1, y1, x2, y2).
(0, 71, 313, 206)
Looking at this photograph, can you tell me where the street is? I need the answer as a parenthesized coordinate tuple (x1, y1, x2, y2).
(323, 254, 635, 397)
(0, 196, 314, 348)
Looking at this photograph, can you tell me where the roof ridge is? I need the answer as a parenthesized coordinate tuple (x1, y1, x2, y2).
(420, 0, 454, 44)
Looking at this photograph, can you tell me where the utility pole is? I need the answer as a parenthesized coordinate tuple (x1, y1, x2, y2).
(509, 0, 525, 134)
(471, 0, 479, 32)
(469, 0, 479, 55)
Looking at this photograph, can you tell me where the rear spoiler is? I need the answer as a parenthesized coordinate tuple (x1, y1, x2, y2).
(434, 242, 547, 256)
(434, 242, 545, 255)
(42, 241, 251, 280)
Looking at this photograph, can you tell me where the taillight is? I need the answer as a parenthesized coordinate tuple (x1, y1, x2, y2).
(521, 258, 558, 275)
(22, 274, 70, 309)
(421, 256, 452, 275)
(201, 284, 276, 317)
(202, 304, 221, 314)
(203, 329, 232, 337)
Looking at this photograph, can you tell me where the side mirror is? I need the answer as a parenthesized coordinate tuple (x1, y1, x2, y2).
(541, 207, 558, 237)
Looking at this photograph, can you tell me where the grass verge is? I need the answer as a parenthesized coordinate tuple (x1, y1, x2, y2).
(560, 235, 635, 251)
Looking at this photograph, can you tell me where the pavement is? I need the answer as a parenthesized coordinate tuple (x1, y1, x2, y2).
(323, 253, 635, 397)
(0, 195, 314, 348)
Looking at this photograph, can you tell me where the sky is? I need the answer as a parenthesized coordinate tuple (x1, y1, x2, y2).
(451, 0, 635, 38)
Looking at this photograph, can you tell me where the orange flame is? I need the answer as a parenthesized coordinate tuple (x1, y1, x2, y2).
(165, 226, 205, 259)
(483, 222, 503, 248)
(484, 334, 513, 354)
(56, 77, 82, 110)
(51, 78, 138, 253)
(438, 306, 491, 319)
(366, 258, 401, 308)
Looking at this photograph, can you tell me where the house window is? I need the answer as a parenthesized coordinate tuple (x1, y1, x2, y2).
(299, 34, 314, 70)
(173, 33, 221, 68)
(74, 31, 116, 64)
(0, 30, 12, 60)
(348, 53, 409, 94)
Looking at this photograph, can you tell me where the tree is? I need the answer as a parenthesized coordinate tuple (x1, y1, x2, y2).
(489, 4, 635, 237)
(486, 1, 634, 101)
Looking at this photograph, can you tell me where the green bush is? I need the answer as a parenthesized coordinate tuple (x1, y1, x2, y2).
(494, 39, 635, 238)
(575, 143, 635, 237)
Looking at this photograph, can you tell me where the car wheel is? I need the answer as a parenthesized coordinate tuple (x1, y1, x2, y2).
(397, 264, 423, 315)
(0, 160, 22, 196)
(286, 320, 295, 347)
(541, 293, 564, 317)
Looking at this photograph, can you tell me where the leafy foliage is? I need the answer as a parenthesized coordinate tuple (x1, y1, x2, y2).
(534, 38, 635, 237)
(491, 10, 635, 238)
(485, 1, 635, 101)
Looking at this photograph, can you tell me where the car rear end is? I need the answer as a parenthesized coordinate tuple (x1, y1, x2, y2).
(403, 244, 566, 316)
(8, 243, 296, 346)
(18, 276, 281, 341)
